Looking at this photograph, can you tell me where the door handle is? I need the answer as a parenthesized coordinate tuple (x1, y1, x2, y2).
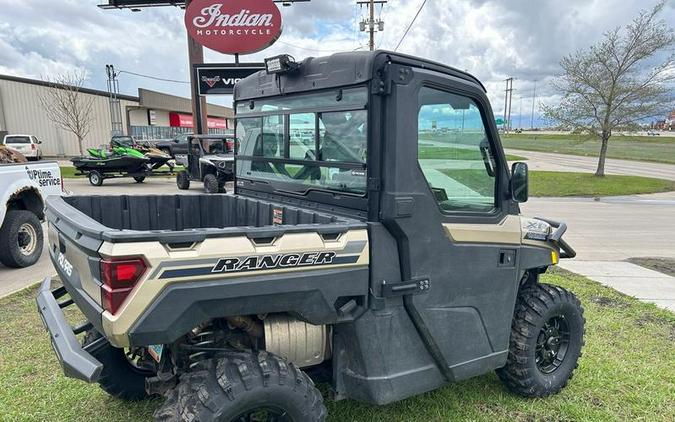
(498, 249, 516, 267)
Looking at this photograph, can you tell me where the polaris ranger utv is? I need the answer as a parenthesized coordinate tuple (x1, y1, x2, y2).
(37, 51, 582, 422)
(175, 135, 235, 193)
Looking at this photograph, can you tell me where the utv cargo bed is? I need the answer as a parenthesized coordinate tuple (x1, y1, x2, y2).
(47, 194, 365, 243)
(45, 194, 370, 348)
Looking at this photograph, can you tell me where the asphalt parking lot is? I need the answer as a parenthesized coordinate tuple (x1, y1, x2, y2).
(1, 177, 674, 310)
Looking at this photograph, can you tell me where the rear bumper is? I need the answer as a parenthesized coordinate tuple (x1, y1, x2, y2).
(36, 277, 102, 383)
(18, 149, 39, 157)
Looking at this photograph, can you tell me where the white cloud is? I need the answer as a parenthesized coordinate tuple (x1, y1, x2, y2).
(0, 0, 672, 121)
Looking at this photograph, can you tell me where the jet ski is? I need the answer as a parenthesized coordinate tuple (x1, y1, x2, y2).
(71, 147, 150, 173)
(111, 136, 172, 170)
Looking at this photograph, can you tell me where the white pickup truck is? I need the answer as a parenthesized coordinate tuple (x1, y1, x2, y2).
(0, 161, 64, 268)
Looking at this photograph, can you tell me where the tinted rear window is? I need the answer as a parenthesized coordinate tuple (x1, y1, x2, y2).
(4, 136, 31, 144)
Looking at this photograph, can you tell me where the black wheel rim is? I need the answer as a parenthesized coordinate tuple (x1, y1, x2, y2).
(17, 223, 37, 256)
(233, 406, 291, 422)
(535, 315, 571, 374)
(124, 349, 155, 375)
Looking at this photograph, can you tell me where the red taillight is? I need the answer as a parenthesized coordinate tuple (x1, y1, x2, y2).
(100, 257, 147, 314)
(31, 144, 37, 150)
(226, 140, 234, 152)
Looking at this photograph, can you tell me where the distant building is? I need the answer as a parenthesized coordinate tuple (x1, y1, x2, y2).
(666, 111, 675, 131)
(0, 74, 234, 156)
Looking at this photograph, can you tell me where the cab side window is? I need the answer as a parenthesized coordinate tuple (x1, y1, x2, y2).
(417, 87, 498, 213)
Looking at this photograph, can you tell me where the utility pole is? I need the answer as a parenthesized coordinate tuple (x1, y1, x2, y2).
(530, 80, 537, 129)
(503, 78, 514, 132)
(358, 0, 387, 51)
(519, 96, 523, 129)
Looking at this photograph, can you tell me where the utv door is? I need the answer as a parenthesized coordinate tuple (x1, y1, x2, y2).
(380, 64, 521, 381)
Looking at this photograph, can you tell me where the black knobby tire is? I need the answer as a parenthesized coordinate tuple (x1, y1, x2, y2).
(82, 330, 155, 401)
(203, 173, 220, 194)
(89, 171, 103, 186)
(176, 171, 190, 190)
(497, 283, 585, 397)
(134, 176, 146, 183)
(0, 210, 43, 268)
(154, 351, 327, 422)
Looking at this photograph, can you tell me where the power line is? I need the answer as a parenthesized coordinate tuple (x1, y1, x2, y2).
(394, 0, 427, 52)
(118, 70, 190, 84)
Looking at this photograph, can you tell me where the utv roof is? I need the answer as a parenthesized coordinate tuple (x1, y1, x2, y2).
(188, 133, 234, 139)
(234, 50, 486, 101)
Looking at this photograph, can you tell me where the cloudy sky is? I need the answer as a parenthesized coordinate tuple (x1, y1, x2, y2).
(0, 0, 673, 124)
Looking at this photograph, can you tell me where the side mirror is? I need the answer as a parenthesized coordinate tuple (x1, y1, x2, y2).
(510, 162, 529, 203)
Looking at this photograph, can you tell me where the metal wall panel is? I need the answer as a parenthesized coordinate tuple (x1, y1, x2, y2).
(0, 78, 138, 156)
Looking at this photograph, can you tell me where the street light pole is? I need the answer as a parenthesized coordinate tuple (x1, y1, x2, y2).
(530, 80, 537, 129)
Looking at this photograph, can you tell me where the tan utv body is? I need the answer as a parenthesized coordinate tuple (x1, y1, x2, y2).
(37, 51, 583, 422)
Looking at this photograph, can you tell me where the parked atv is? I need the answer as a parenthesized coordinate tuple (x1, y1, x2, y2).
(175, 135, 235, 193)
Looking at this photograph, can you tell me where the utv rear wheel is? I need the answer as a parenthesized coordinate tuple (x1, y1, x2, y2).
(497, 283, 585, 397)
(133, 176, 146, 183)
(82, 330, 155, 401)
(154, 351, 326, 422)
(203, 173, 219, 194)
(176, 171, 190, 190)
(0, 210, 43, 268)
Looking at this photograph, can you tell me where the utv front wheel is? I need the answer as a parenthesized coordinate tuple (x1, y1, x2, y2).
(154, 351, 326, 422)
(203, 173, 219, 194)
(497, 283, 585, 397)
(176, 171, 190, 190)
(83, 330, 155, 400)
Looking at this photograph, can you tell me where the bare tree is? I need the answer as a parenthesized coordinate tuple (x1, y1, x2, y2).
(39, 70, 95, 156)
(543, 2, 675, 176)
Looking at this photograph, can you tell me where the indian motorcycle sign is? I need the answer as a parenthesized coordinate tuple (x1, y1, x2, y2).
(185, 0, 283, 54)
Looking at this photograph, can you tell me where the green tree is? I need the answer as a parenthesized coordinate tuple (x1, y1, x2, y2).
(543, 2, 674, 176)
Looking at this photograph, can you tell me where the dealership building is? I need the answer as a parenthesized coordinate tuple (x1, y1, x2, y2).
(0, 73, 234, 157)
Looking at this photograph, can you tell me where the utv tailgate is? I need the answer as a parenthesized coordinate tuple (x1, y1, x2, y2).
(36, 277, 102, 383)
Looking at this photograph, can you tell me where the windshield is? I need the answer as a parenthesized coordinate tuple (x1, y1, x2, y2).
(4, 136, 31, 144)
(200, 139, 227, 155)
(236, 87, 368, 196)
(112, 136, 134, 147)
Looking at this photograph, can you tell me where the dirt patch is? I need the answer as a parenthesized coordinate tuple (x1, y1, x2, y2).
(590, 295, 627, 308)
(627, 257, 675, 277)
